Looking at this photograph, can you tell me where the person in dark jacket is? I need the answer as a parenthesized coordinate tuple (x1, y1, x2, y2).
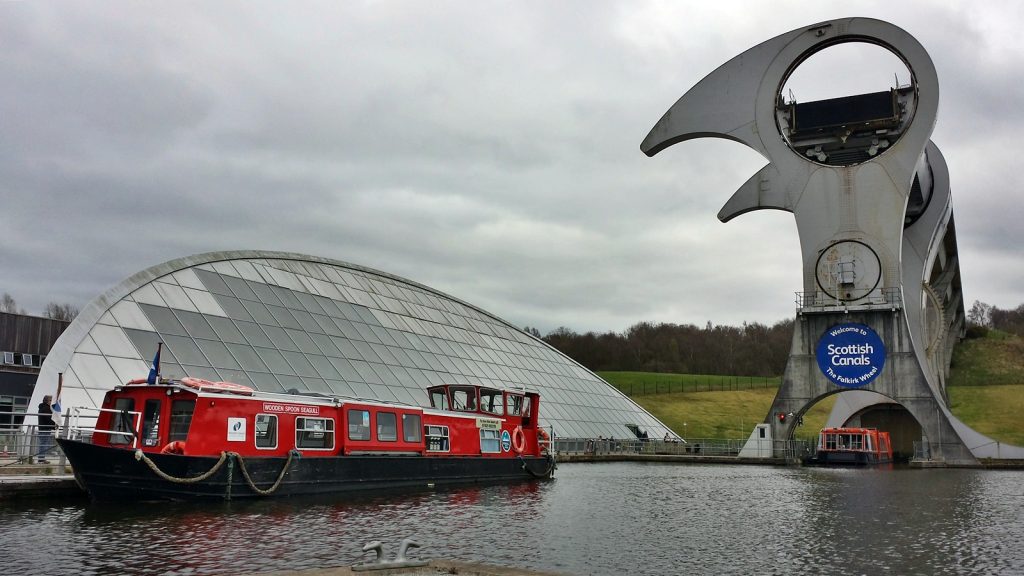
(37, 395, 57, 463)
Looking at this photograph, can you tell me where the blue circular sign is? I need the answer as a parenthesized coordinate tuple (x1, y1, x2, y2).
(816, 323, 886, 388)
(501, 430, 512, 452)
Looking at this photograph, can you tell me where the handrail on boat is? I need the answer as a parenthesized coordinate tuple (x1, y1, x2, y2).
(65, 406, 142, 449)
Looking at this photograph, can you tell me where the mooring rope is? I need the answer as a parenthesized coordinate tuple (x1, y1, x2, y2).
(517, 454, 556, 478)
(134, 449, 229, 484)
(134, 449, 295, 495)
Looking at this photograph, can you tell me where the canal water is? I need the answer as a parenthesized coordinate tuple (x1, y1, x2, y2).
(2, 462, 1023, 575)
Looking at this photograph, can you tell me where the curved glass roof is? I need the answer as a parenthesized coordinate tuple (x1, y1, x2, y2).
(34, 251, 672, 439)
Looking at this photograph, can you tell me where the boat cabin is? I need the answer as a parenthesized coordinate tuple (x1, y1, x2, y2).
(88, 378, 546, 460)
(812, 427, 893, 466)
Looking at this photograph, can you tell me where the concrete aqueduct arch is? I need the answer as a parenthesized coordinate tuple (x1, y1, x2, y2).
(642, 17, 1023, 465)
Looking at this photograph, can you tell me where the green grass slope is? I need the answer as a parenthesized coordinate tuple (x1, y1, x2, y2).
(600, 331, 1024, 444)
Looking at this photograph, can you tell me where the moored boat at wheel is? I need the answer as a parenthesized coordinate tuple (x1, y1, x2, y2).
(803, 427, 893, 467)
(57, 377, 555, 501)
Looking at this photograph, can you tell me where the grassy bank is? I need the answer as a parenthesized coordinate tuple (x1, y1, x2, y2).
(602, 340, 1024, 445)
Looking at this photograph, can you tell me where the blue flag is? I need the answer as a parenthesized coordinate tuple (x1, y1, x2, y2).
(146, 344, 162, 385)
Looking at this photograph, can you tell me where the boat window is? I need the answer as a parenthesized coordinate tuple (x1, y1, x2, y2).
(824, 433, 837, 450)
(168, 400, 195, 442)
(850, 434, 863, 450)
(377, 411, 397, 442)
(507, 394, 524, 416)
(348, 409, 371, 441)
(480, 389, 503, 416)
(429, 389, 449, 411)
(109, 398, 136, 445)
(480, 428, 501, 453)
(403, 413, 422, 443)
(255, 414, 277, 449)
(521, 396, 532, 418)
(141, 399, 161, 447)
(425, 425, 449, 452)
(450, 387, 477, 412)
(296, 417, 334, 450)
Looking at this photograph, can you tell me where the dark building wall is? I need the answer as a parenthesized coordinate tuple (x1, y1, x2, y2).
(1, 312, 71, 408)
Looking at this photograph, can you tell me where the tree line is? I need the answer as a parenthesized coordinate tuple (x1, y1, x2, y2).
(529, 319, 794, 377)
(967, 300, 1024, 337)
(1, 292, 79, 322)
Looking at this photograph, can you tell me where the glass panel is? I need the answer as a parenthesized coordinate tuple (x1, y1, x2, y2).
(402, 414, 422, 442)
(325, 379, 355, 396)
(141, 399, 161, 447)
(294, 292, 324, 314)
(249, 372, 285, 393)
(222, 274, 258, 301)
(290, 309, 322, 333)
(207, 316, 248, 344)
(109, 397, 135, 445)
(309, 333, 341, 357)
(181, 365, 221, 380)
(242, 300, 277, 325)
(348, 409, 370, 441)
(175, 310, 219, 340)
(216, 369, 252, 386)
(169, 399, 195, 442)
(163, 335, 209, 366)
(480, 428, 500, 453)
(138, 303, 187, 336)
(225, 343, 268, 371)
(327, 357, 361, 381)
(281, 350, 317, 377)
(277, 374, 304, 392)
(255, 414, 277, 448)
(267, 305, 302, 330)
(254, 347, 295, 374)
(236, 321, 274, 348)
(285, 329, 320, 354)
(332, 337, 364, 360)
(262, 324, 298, 351)
(213, 293, 253, 321)
(377, 412, 397, 441)
(312, 313, 340, 335)
(353, 341, 381, 363)
(195, 339, 242, 369)
(300, 377, 332, 394)
(308, 355, 341, 380)
(271, 285, 303, 309)
(194, 268, 233, 296)
(450, 386, 477, 411)
(249, 281, 283, 307)
(296, 417, 334, 449)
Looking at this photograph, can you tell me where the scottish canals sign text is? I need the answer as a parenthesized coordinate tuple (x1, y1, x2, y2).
(816, 323, 886, 388)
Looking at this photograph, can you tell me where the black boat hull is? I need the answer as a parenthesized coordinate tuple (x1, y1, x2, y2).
(803, 451, 892, 467)
(57, 438, 555, 501)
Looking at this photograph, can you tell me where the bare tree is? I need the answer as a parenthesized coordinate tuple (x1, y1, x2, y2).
(1, 292, 26, 314)
(43, 302, 79, 322)
(967, 300, 993, 328)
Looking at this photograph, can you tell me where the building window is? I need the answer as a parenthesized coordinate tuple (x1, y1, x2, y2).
(402, 414, 422, 443)
(348, 409, 370, 441)
(2, 352, 13, 364)
(425, 425, 449, 452)
(21, 354, 33, 366)
(480, 428, 501, 453)
(168, 400, 195, 442)
(255, 414, 277, 449)
(296, 417, 334, 450)
(377, 411, 397, 441)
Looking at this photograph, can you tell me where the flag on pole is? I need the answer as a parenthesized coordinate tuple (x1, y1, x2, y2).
(53, 372, 63, 413)
(146, 343, 162, 385)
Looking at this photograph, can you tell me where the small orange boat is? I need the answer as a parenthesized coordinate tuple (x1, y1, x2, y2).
(804, 427, 893, 467)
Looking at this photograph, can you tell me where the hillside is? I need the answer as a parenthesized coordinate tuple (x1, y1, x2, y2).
(602, 330, 1024, 445)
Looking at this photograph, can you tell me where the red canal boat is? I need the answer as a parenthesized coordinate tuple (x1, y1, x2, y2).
(57, 377, 555, 500)
(803, 427, 893, 467)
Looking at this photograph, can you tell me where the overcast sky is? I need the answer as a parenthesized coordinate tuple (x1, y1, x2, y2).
(2, 1, 1023, 334)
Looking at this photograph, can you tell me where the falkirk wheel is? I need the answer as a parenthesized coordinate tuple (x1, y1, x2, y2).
(642, 17, 1022, 465)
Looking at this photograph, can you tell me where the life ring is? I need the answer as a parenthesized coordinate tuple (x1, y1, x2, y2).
(181, 377, 254, 396)
(537, 428, 551, 453)
(511, 426, 526, 454)
(160, 441, 186, 455)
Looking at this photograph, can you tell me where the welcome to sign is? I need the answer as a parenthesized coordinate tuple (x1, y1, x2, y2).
(815, 323, 886, 388)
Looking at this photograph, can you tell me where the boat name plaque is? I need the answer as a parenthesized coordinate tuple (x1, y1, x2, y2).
(262, 402, 321, 416)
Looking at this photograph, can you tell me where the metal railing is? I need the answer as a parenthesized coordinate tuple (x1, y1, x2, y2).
(795, 287, 903, 312)
(555, 437, 810, 459)
(0, 409, 67, 466)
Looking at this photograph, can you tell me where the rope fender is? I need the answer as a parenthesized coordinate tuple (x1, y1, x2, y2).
(134, 449, 297, 495)
(517, 454, 557, 478)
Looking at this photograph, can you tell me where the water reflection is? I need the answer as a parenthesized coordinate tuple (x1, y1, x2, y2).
(1, 464, 1023, 575)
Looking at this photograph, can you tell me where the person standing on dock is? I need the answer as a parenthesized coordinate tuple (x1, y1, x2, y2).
(36, 395, 57, 463)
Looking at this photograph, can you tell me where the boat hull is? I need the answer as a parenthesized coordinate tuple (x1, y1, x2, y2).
(803, 451, 892, 467)
(58, 438, 555, 501)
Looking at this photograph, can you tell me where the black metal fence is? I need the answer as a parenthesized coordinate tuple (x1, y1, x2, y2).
(610, 376, 780, 396)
